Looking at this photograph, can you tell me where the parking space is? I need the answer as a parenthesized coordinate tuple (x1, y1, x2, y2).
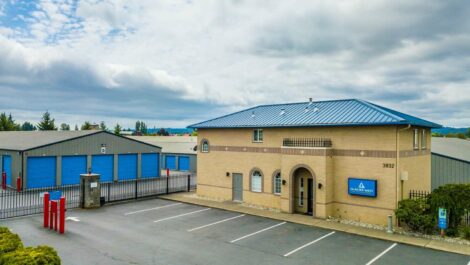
(1, 198, 468, 265)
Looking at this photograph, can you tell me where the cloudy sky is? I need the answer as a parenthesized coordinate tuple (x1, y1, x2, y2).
(0, 0, 469, 128)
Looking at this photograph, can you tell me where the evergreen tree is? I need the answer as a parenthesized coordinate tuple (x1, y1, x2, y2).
(60, 123, 70, 131)
(0, 113, 20, 131)
(81, 121, 92, 130)
(99, 121, 107, 131)
(37, 111, 57, 131)
(114, 123, 122, 135)
(157, 128, 169, 136)
(74, 124, 79, 131)
(21, 121, 36, 131)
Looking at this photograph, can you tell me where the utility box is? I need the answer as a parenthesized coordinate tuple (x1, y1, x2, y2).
(80, 173, 101, 209)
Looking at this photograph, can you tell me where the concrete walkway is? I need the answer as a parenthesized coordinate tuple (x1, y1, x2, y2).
(160, 192, 470, 256)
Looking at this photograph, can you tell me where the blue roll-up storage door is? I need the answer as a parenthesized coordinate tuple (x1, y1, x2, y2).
(118, 154, 137, 181)
(141, 153, 159, 178)
(27, 156, 56, 188)
(2, 155, 12, 186)
(61, 156, 87, 185)
(165, 155, 176, 170)
(178, 156, 190, 171)
(92, 155, 114, 182)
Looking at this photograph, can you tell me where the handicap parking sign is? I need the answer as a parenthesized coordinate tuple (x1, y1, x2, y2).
(438, 208, 447, 229)
(49, 190, 62, 201)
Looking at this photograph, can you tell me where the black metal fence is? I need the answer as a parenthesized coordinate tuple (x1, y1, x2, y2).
(282, 138, 332, 148)
(0, 173, 196, 219)
(408, 190, 430, 200)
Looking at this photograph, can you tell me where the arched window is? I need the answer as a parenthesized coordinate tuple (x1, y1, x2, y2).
(201, 139, 209, 153)
(273, 172, 281, 195)
(251, 170, 263, 192)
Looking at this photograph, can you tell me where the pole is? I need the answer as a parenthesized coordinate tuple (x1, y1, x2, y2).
(54, 201, 58, 232)
(386, 215, 393, 234)
(59, 197, 65, 234)
(1, 172, 6, 190)
(16, 175, 22, 192)
(187, 174, 190, 192)
(166, 168, 169, 194)
(50, 201, 56, 230)
(43, 193, 50, 228)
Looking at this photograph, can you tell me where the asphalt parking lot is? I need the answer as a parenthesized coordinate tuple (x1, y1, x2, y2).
(1, 198, 468, 265)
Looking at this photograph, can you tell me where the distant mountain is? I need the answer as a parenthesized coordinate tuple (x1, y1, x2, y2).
(432, 127, 468, 134)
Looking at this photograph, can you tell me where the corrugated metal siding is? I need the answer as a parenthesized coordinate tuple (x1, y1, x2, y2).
(189, 99, 441, 129)
(431, 154, 470, 190)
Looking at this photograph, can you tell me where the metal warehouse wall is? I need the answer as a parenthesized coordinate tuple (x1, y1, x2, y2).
(22, 132, 161, 188)
(161, 153, 197, 172)
(431, 153, 470, 190)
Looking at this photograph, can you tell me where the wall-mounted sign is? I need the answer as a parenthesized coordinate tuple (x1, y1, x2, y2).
(90, 182, 98, 188)
(49, 190, 62, 201)
(348, 178, 377, 197)
(100, 144, 107, 154)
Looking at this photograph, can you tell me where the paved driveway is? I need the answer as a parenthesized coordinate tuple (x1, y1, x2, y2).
(1, 198, 468, 265)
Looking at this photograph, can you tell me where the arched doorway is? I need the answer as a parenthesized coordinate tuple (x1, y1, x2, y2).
(291, 166, 315, 216)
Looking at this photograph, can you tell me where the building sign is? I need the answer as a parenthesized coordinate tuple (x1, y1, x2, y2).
(438, 208, 447, 229)
(348, 178, 377, 197)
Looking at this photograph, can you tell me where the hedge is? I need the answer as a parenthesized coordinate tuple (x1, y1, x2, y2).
(0, 227, 60, 265)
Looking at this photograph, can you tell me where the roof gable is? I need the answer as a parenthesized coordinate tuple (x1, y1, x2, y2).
(188, 99, 441, 129)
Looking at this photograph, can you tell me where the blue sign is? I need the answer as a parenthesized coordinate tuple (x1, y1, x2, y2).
(348, 178, 377, 197)
(438, 208, 447, 229)
(49, 190, 62, 201)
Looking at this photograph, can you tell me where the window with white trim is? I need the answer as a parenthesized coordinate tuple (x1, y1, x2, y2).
(421, 129, 426, 150)
(251, 170, 262, 192)
(253, 129, 263, 142)
(201, 139, 209, 153)
(273, 172, 281, 195)
(413, 129, 419, 150)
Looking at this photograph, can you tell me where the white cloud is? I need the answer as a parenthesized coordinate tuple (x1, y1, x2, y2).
(0, 0, 469, 127)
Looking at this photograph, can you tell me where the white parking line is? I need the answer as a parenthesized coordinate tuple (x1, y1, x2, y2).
(188, 214, 246, 232)
(124, 203, 182, 215)
(230, 222, 286, 243)
(283, 231, 335, 257)
(467, 260, 469, 265)
(365, 243, 397, 265)
(153, 208, 211, 223)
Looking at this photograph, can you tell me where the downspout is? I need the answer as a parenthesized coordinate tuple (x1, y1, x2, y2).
(396, 124, 411, 209)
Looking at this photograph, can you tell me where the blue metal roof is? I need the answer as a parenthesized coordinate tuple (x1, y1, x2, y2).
(188, 99, 442, 129)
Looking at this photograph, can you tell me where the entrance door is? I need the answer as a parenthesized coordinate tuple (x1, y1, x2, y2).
(307, 178, 313, 215)
(232, 173, 243, 202)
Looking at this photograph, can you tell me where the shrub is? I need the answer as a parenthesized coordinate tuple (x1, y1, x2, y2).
(0, 246, 60, 265)
(428, 184, 470, 236)
(395, 198, 435, 234)
(460, 226, 470, 240)
(0, 228, 23, 256)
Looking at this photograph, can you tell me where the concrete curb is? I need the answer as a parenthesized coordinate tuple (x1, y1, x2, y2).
(159, 192, 470, 256)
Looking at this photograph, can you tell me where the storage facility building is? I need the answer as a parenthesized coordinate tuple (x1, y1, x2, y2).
(431, 137, 470, 189)
(0, 131, 161, 189)
(127, 136, 197, 172)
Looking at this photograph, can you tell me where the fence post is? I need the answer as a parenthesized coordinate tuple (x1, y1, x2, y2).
(135, 179, 138, 200)
(166, 170, 169, 194)
(187, 174, 190, 192)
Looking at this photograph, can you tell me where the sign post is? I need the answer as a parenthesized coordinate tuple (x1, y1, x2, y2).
(438, 208, 447, 237)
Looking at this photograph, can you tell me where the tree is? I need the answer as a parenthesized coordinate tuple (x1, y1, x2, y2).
(60, 123, 70, 131)
(21, 121, 36, 131)
(74, 124, 79, 131)
(37, 111, 57, 130)
(135, 121, 148, 135)
(81, 121, 92, 130)
(99, 121, 107, 131)
(0, 113, 20, 131)
(114, 123, 122, 135)
(157, 128, 169, 136)
(466, 128, 470, 138)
